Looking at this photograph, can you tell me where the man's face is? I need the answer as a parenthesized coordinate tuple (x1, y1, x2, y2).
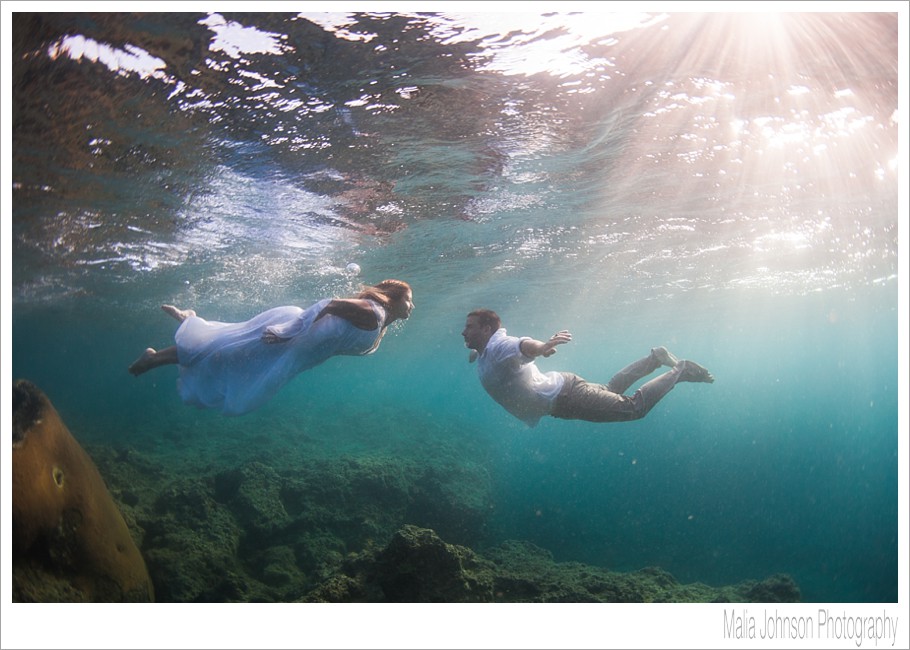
(461, 315, 492, 351)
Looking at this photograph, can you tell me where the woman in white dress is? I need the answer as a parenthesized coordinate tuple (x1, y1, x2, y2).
(128, 279, 414, 415)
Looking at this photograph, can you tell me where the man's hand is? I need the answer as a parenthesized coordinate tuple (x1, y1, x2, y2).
(540, 330, 572, 357)
(521, 330, 572, 358)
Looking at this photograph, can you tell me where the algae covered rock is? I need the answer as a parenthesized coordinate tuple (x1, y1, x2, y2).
(214, 461, 292, 540)
(142, 479, 244, 602)
(12, 379, 154, 602)
(299, 527, 804, 604)
(372, 525, 495, 602)
(741, 573, 802, 603)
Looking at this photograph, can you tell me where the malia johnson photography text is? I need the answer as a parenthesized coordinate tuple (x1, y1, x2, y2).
(724, 608, 899, 647)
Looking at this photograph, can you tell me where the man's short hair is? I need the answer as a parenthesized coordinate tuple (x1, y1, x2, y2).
(467, 309, 501, 331)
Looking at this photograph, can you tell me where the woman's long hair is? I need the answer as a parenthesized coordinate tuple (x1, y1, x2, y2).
(315, 279, 412, 331)
(357, 279, 411, 309)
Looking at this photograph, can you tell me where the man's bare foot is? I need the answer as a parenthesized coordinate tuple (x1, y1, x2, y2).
(651, 346, 678, 368)
(161, 304, 196, 322)
(677, 360, 715, 383)
(128, 348, 157, 376)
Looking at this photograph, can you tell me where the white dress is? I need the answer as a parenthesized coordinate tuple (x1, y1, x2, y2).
(174, 298, 386, 415)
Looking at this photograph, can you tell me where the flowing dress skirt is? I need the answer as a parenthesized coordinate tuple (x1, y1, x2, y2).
(174, 299, 382, 415)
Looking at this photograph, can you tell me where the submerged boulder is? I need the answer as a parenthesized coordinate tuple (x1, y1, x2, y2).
(742, 573, 802, 603)
(372, 525, 495, 602)
(12, 380, 154, 602)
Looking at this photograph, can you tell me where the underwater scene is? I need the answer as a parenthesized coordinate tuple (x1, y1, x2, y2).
(6, 6, 904, 647)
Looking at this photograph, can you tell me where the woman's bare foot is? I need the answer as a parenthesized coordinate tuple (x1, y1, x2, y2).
(161, 304, 196, 322)
(128, 348, 157, 376)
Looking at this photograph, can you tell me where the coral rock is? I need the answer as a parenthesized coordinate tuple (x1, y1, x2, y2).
(12, 380, 154, 602)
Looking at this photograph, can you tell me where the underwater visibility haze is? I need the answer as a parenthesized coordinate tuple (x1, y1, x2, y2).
(8, 9, 901, 607)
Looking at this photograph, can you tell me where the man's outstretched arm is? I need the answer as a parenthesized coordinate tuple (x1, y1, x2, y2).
(519, 330, 572, 358)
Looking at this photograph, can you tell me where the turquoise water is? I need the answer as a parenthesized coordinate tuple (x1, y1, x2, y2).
(8, 9, 901, 609)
